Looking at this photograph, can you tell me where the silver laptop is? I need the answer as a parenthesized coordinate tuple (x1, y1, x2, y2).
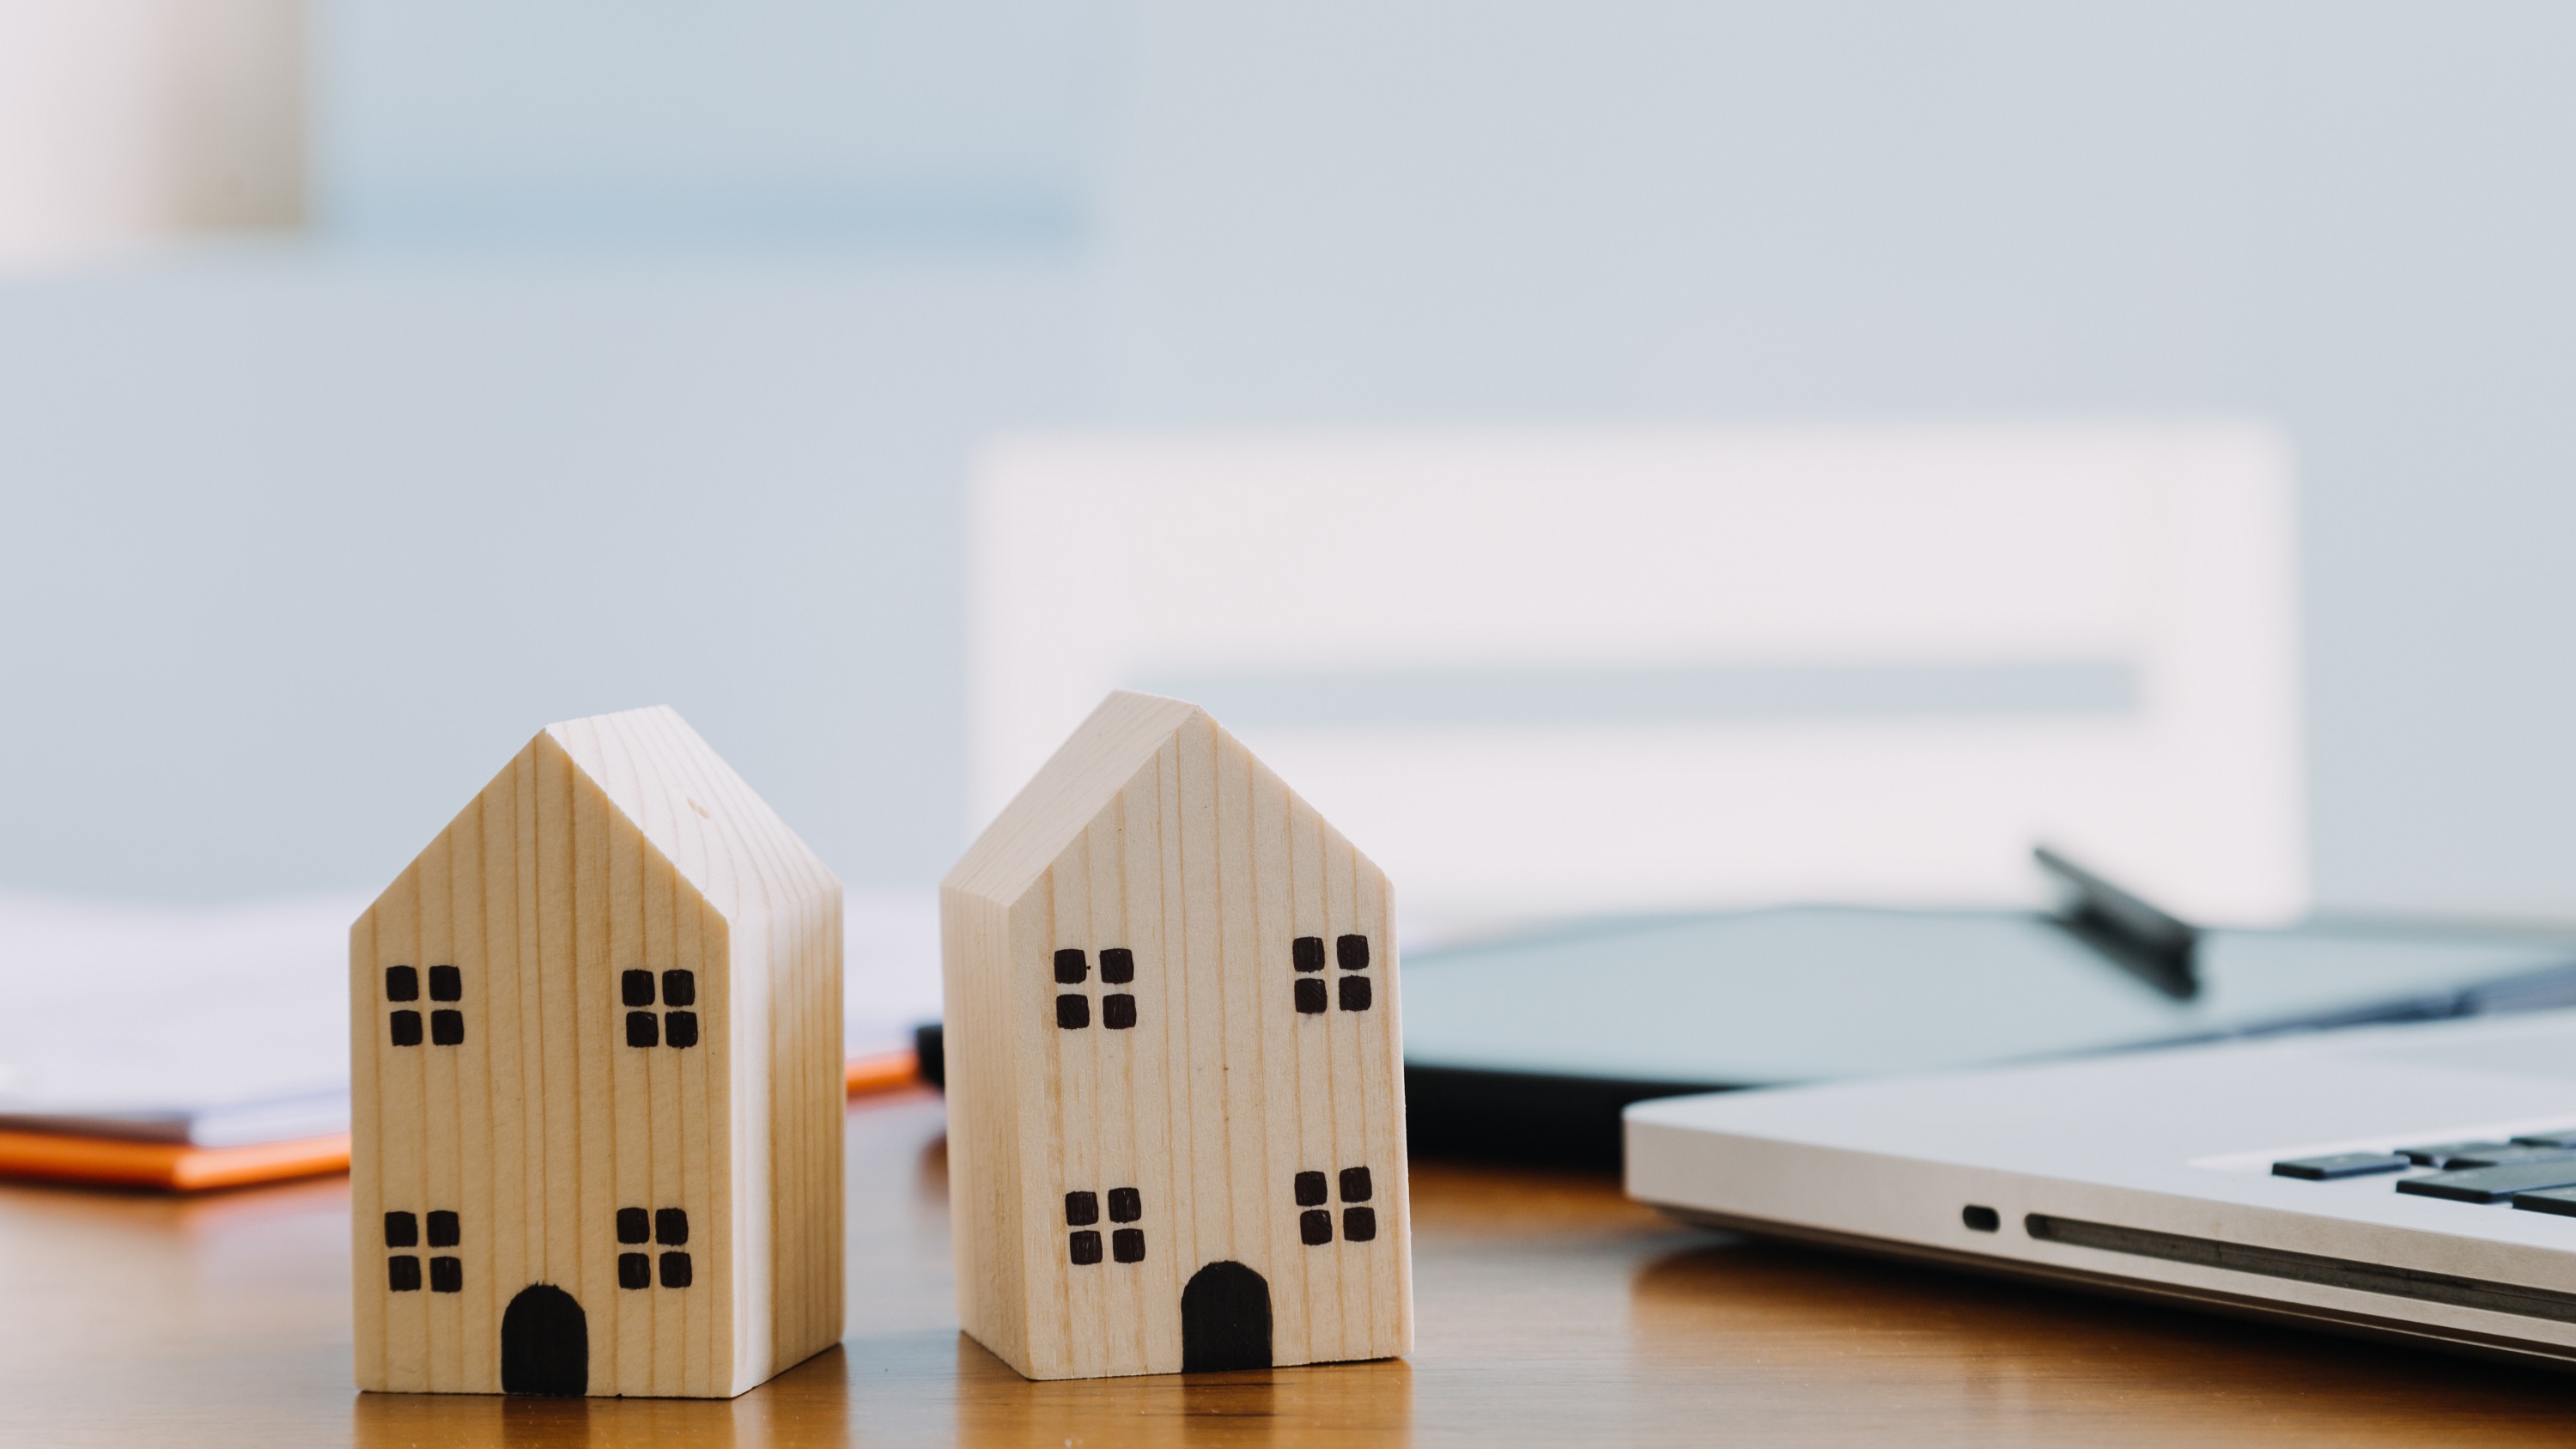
(1625, 1007, 2576, 1368)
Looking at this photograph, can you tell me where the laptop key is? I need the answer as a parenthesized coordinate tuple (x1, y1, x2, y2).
(2396, 1160, 2576, 1203)
(2394, 1140, 2518, 1167)
(2436, 1146, 2576, 1170)
(2511, 1186, 2576, 1217)
(2512, 1129, 2576, 1149)
(2272, 1153, 2412, 1181)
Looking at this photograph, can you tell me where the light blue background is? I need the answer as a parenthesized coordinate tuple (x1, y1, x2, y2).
(5, 1, 2575, 918)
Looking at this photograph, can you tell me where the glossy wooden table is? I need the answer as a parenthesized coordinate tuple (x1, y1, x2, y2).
(6, 1090, 2574, 1446)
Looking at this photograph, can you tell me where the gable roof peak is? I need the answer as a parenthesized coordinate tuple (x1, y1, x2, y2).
(542, 705, 837, 919)
(944, 690, 1211, 904)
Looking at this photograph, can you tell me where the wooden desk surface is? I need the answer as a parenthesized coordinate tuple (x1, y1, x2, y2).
(5, 1091, 2573, 1446)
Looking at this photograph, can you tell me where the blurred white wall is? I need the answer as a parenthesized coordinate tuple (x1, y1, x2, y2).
(1094, 0, 2576, 920)
(317, 0, 1101, 244)
(4, 1, 2576, 924)
(0, 0, 303, 269)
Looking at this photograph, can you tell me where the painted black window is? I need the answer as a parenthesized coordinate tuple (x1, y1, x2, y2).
(1067, 1187, 1142, 1263)
(1294, 979, 1327, 1014)
(617, 1207, 650, 1244)
(1292, 936, 1326, 972)
(386, 965, 419, 1002)
(656, 1209, 689, 1245)
(430, 1257, 463, 1292)
(1344, 1207, 1378, 1242)
(1054, 948, 1088, 983)
(1100, 948, 1135, 983)
(389, 1256, 422, 1291)
(618, 1253, 651, 1290)
(431, 1009, 465, 1044)
(623, 971, 696, 1046)
(428, 965, 462, 1001)
(1340, 1166, 1372, 1202)
(659, 1252, 692, 1288)
(1336, 935, 1369, 971)
(1294, 1171, 1327, 1206)
(390, 1011, 423, 1047)
(1056, 994, 1090, 1030)
(1339, 976, 1371, 1012)
(1300, 1209, 1333, 1246)
(385, 1211, 418, 1247)
(427, 1210, 459, 1248)
(1103, 994, 1137, 1030)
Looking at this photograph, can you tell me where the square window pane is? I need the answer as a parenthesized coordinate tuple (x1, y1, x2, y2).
(661, 969, 696, 1007)
(1292, 936, 1325, 972)
(655, 1208, 689, 1245)
(1340, 1166, 1373, 1202)
(1336, 935, 1370, 971)
(618, 1252, 651, 1290)
(1107, 1186, 1142, 1222)
(617, 1208, 649, 1244)
(1294, 1171, 1327, 1206)
(428, 965, 461, 1002)
(1344, 1206, 1378, 1242)
(430, 1009, 465, 1045)
(1065, 1190, 1099, 1227)
(622, 970, 655, 1008)
(1338, 976, 1372, 1012)
(665, 1011, 700, 1049)
(1103, 994, 1137, 1030)
(426, 1210, 459, 1247)
(1100, 948, 1134, 983)
(1054, 948, 1088, 983)
(429, 1257, 462, 1293)
(1112, 1228, 1145, 1263)
(1056, 995, 1090, 1030)
(1299, 1209, 1333, 1245)
(1069, 1230, 1103, 1265)
(659, 1251, 692, 1288)
(384, 1211, 418, 1248)
(626, 1012, 659, 1049)
(1293, 979, 1327, 1014)
(390, 1011, 422, 1047)
(388, 1256, 421, 1292)
(385, 965, 419, 1002)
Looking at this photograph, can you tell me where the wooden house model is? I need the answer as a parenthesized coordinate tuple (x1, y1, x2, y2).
(351, 705, 844, 1397)
(943, 691, 1413, 1379)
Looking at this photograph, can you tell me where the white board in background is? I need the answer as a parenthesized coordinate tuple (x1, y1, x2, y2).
(968, 425, 2304, 928)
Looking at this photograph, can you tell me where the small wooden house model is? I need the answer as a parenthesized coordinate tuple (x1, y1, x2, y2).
(351, 705, 843, 1397)
(943, 691, 1413, 1380)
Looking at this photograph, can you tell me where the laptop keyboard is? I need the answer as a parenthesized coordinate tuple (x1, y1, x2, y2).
(2275, 1131, 2576, 1209)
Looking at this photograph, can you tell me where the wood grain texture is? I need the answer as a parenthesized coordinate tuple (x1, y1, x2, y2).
(944, 691, 1413, 1380)
(17, 1098, 2576, 1446)
(350, 705, 842, 1398)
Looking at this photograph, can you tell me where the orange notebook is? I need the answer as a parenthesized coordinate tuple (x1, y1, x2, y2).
(0, 1050, 925, 1193)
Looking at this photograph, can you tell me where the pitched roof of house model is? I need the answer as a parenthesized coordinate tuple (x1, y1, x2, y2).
(533, 705, 837, 919)
(944, 690, 1211, 905)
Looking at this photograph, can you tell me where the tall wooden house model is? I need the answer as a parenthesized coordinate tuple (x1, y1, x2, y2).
(944, 691, 1413, 1379)
(351, 705, 844, 1397)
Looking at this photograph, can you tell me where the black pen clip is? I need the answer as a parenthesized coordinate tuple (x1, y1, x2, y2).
(2035, 843, 2202, 1001)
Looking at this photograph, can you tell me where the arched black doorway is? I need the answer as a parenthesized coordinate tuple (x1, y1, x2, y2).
(1180, 1261, 1272, 1373)
(501, 1284, 588, 1395)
